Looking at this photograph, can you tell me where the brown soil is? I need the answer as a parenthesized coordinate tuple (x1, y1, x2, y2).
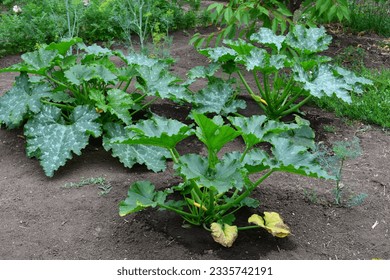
(0, 28, 389, 260)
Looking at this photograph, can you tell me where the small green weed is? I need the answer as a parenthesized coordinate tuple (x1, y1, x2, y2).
(303, 187, 319, 204)
(323, 125, 336, 133)
(63, 176, 112, 196)
(316, 137, 367, 207)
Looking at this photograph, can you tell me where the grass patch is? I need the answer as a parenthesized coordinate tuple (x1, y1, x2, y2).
(347, 0, 390, 36)
(314, 68, 390, 128)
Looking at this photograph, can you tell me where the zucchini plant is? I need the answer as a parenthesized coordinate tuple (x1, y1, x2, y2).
(116, 113, 333, 247)
(198, 25, 372, 120)
(0, 38, 186, 176)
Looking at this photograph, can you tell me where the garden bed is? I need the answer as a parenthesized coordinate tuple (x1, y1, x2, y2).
(0, 29, 389, 260)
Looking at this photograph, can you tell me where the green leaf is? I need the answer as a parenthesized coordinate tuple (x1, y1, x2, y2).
(91, 89, 135, 125)
(24, 105, 102, 177)
(21, 48, 59, 72)
(198, 47, 237, 62)
(64, 64, 117, 86)
(79, 43, 113, 56)
(185, 64, 220, 86)
(334, 67, 373, 93)
(103, 123, 171, 172)
(175, 154, 245, 193)
(250, 28, 286, 52)
(136, 63, 187, 100)
(223, 39, 255, 56)
(46, 37, 83, 56)
(0, 73, 52, 128)
(119, 181, 166, 216)
(241, 148, 274, 173)
(193, 114, 241, 154)
(191, 79, 246, 115)
(286, 25, 332, 54)
(118, 115, 193, 150)
(229, 115, 299, 147)
(240, 48, 268, 71)
(237, 48, 287, 73)
(124, 52, 158, 67)
(270, 137, 332, 179)
(64, 64, 95, 85)
(294, 64, 367, 103)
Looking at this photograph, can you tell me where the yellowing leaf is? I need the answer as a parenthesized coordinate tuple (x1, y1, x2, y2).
(248, 212, 290, 238)
(210, 223, 238, 247)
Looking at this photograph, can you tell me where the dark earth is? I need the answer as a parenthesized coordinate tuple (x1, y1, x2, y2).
(0, 26, 389, 260)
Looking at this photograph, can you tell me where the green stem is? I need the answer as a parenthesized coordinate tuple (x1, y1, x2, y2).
(41, 100, 75, 111)
(276, 76, 295, 106)
(239, 146, 251, 162)
(129, 97, 158, 116)
(45, 73, 72, 90)
(168, 148, 180, 164)
(274, 89, 304, 116)
(132, 93, 147, 104)
(237, 225, 261, 231)
(237, 70, 267, 113)
(262, 73, 273, 112)
(279, 95, 312, 117)
(158, 204, 197, 219)
(122, 77, 133, 92)
(218, 170, 274, 212)
(253, 70, 265, 98)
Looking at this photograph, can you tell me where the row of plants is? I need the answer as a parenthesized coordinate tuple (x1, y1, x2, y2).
(191, 0, 389, 48)
(0, 0, 205, 57)
(0, 24, 372, 246)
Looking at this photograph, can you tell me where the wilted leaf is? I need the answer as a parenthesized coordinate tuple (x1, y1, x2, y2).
(210, 223, 238, 247)
(248, 212, 290, 238)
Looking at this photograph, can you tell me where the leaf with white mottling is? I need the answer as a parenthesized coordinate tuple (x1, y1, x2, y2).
(103, 123, 171, 172)
(294, 64, 358, 103)
(199, 46, 237, 62)
(286, 25, 332, 54)
(24, 105, 102, 177)
(191, 79, 246, 115)
(250, 28, 286, 52)
(0, 73, 52, 128)
(136, 63, 187, 100)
